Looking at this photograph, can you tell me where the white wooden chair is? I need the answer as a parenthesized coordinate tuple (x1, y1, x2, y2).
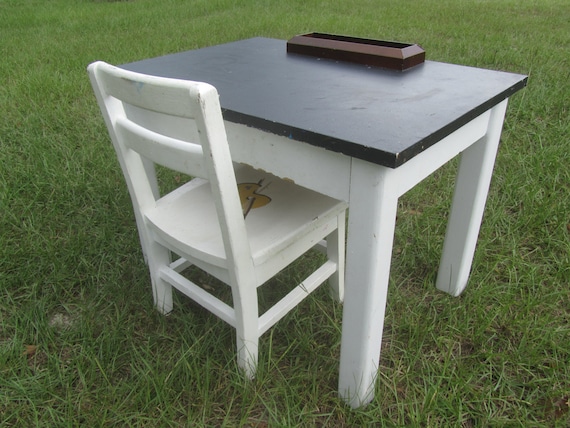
(87, 61, 347, 377)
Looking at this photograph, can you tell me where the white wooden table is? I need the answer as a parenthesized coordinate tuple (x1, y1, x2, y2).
(123, 37, 527, 408)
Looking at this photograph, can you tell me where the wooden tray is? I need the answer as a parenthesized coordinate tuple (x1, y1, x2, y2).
(287, 33, 425, 71)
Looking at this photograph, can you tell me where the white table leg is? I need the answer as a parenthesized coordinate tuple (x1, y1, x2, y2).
(339, 159, 399, 408)
(436, 100, 509, 296)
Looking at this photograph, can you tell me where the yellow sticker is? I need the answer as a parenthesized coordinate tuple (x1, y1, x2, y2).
(238, 179, 271, 218)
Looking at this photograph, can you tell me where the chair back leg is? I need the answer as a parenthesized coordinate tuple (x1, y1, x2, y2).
(327, 212, 346, 303)
(231, 280, 260, 378)
(146, 239, 174, 314)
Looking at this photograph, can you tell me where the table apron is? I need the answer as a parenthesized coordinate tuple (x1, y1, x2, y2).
(226, 107, 492, 204)
(226, 121, 352, 201)
(392, 109, 491, 197)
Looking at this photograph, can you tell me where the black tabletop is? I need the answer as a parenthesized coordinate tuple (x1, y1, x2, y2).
(122, 37, 527, 168)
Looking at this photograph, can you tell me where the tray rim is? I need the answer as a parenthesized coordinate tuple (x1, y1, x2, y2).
(286, 32, 425, 70)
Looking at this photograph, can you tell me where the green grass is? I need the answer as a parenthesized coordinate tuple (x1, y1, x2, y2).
(1, 0, 569, 426)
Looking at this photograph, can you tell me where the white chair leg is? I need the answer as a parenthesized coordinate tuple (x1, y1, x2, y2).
(327, 212, 346, 303)
(232, 283, 260, 378)
(236, 333, 259, 379)
(146, 241, 174, 314)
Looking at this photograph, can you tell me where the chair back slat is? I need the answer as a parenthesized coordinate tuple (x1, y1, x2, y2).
(124, 104, 202, 143)
(115, 116, 206, 178)
(95, 66, 203, 119)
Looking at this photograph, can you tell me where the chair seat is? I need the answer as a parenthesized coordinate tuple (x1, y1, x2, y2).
(146, 164, 347, 271)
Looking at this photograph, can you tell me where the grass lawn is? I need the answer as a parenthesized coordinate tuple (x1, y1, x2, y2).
(1, 0, 569, 426)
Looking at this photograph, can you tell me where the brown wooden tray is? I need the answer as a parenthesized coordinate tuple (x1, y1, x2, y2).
(287, 33, 425, 71)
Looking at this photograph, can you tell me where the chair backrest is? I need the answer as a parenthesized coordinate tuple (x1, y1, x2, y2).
(88, 61, 252, 273)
